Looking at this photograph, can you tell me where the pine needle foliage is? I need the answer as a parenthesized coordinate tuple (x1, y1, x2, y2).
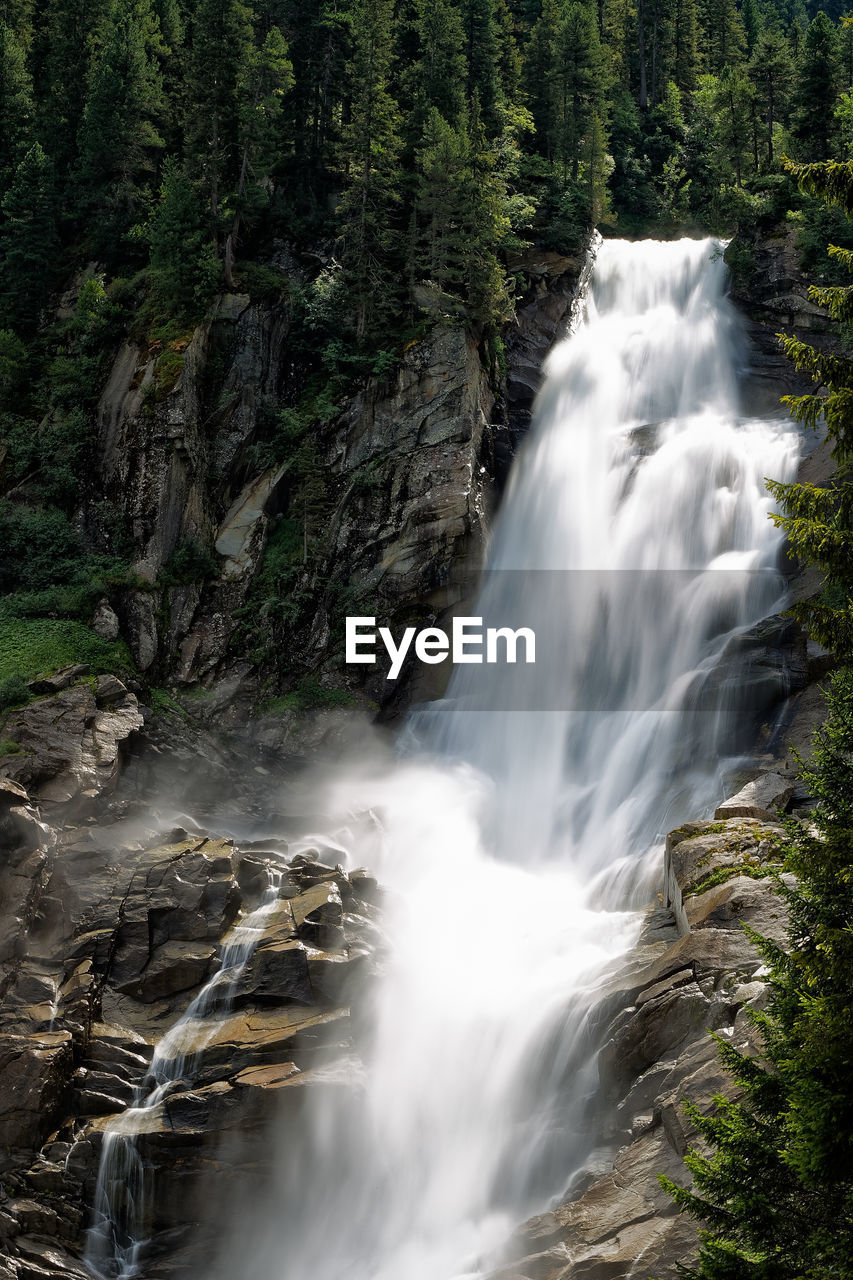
(659, 668, 853, 1280)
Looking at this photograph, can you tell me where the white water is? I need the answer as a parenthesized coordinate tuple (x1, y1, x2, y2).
(91, 237, 802, 1280)
(84, 869, 284, 1280)
(221, 238, 800, 1280)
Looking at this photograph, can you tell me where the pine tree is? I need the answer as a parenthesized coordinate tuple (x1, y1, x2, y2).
(661, 159, 853, 1280)
(224, 25, 293, 284)
(148, 156, 219, 317)
(789, 12, 843, 161)
(0, 142, 59, 331)
(33, 0, 109, 172)
(525, 0, 560, 158)
(415, 107, 473, 295)
(552, 1, 609, 182)
(750, 25, 792, 168)
(75, 0, 166, 253)
(458, 0, 504, 133)
(661, 667, 853, 1279)
(740, 0, 762, 56)
(185, 0, 255, 231)
(0, 20, 33, 192)
(404, 0, 468, 140)
(712, 64, 755, 186)
(757, 157, 853, 656)
(699, 0, 746, 75)
(672, 0, 698, 95)
(336, 0, 403, 341)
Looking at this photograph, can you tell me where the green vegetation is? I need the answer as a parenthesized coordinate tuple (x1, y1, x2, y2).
(259, 680, 358, 714)
(688, 860, 784, 894)
(662, 154, 853, 1277)
(0, 618, 132, 686)
(3, 0, 853, 697)
(661, 669, 853, 1279)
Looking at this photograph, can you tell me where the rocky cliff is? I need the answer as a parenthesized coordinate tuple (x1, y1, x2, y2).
(86, 246, 586, 719)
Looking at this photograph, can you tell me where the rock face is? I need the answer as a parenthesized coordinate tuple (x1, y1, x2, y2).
(497, 813, 792, 1280)
(83, 251, 586, 710)
(728, 222, 840, 415)
(0, 678, 143, 812)
(0, 774, 381, 1280)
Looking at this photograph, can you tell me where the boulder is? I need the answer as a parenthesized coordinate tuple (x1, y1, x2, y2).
(90, 601, 120, 642)
(714, 772, 794, 822)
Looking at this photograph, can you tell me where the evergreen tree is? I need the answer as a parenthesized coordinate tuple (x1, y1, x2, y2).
(404, 0, 468, 140)
(552, 1, 609, 182)
(699, 0, 745, 74)
(185, 0, 254, 231)
(525, 0, 561, 158)
(148, 156, 218, 317)
(33, 0, 109, 172)
(740, 0, 762, 55)
(790, 12, 843, 160)
(0, 142, 59, 331)
(458, 0, 505, 132)
(712, 64, 755, 186)
(661, 159, 853, 1280)
(661, 666, 853, 1278)
(672, 0, 699, 95)
(75, 0, 166, 253)
(0, 20, 33, 191)
(224, 25, 293, 283)
(750, 25, 793, 168)
(336, 0, 403, 341)
(415, 107, 475, 296)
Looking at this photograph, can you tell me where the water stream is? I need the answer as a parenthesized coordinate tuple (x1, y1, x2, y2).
(84, 870, 284, 1279)
(86, 237, 801, 1280)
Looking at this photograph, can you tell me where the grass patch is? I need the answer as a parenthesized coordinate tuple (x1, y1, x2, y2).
(0, 738, 24, 757)
(259, 679, 357, 715)
(0, 618, 134, 687)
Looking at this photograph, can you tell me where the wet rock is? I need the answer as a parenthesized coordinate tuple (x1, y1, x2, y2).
(0, 1032, 72, 1150)
(1, 684, 143, 807)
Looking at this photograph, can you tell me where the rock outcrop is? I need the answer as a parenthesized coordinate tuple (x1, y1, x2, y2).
(0, 677, 143, 813)
(0, 763, 381, 1279)
(82, 248, 587, 712)
(497, 813, 792, 1280)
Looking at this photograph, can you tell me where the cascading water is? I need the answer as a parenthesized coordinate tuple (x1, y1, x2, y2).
(214, 238, 800, 1280)
(84, 869, 284, 1280)
(96, 236, 801, 1280)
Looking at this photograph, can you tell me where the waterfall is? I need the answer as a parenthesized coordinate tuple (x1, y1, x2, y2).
(217, 237, 800, 1280)
(84, 869, 284, 1280)
(98, 236, 800, 1280)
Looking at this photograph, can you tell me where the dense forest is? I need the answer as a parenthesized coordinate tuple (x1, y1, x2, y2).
(3, 0, 853, 661)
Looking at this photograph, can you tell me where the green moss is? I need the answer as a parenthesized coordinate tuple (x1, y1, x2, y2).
(0, 738, 23, 757)
(0, 618, 134, 686)
(689, 862, 784, 895)
(148, 687, 188, 720)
